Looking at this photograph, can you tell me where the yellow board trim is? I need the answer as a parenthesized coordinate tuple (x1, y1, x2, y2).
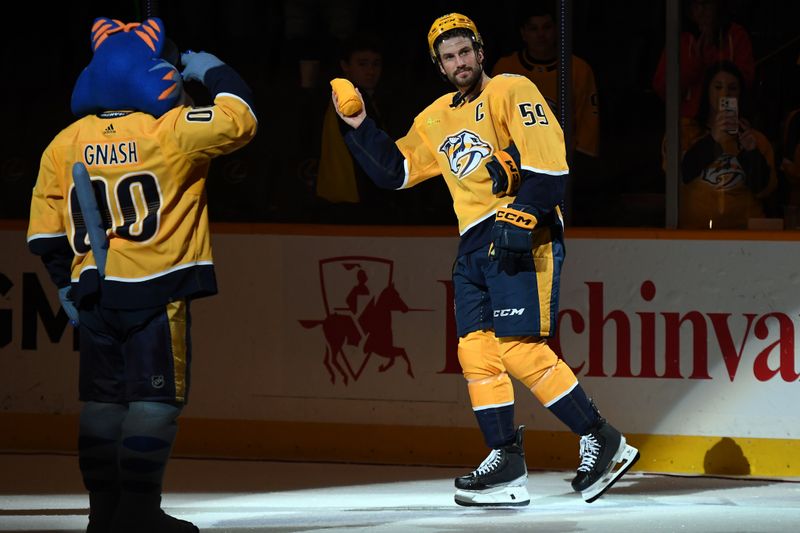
(2, 413, 799, 477)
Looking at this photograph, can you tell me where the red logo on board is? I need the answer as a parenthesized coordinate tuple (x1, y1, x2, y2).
(299, 256, 431, 385)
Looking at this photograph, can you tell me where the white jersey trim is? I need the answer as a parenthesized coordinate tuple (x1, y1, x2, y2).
(473, 401, 515, 411)
(216, 92, 258, 123)
(72, 264, 98, 282)
(72, 260, 215, 283)
(27, 232, 67, 243)
(543, 380, 578, 408)
(521, 165, 569, 176)
(460, 210, 497, 236)
(398, 159, 411, 189)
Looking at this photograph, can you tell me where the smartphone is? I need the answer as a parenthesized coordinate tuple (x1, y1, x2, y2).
(719, 97, 738, 134)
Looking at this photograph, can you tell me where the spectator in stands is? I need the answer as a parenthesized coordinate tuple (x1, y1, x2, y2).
(653, 0, 754, 119)
(316, 36, 399, 223)
(492, 2, 599, 160)
(283, 0, 360, 89)
(673, 61, 777, 229)
(779, 56, 800, 215)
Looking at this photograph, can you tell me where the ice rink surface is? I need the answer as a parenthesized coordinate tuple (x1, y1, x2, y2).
(1, 453, 798, 532)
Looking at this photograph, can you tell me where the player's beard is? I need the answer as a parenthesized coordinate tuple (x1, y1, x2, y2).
(449, 63, 483, 90)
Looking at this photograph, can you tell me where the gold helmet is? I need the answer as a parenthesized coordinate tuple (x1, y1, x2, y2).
(427, 13, 483, 63)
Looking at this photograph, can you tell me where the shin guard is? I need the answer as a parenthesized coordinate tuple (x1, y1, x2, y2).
(79, 401, 128, 531)
(79, 401, 128, 493)
(499, 337, 579, 405)
(119, 401, 181, 494)
(459, 331, 516, 448)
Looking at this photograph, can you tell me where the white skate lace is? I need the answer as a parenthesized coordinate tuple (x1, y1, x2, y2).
(577, 435, 600, 472)
(471, 449, 504, 476)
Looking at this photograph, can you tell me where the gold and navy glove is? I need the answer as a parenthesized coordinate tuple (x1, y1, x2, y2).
(487, 148, 521, 198)
(489, 204, 538, 262)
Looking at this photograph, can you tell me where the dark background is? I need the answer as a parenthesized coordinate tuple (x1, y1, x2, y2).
(2, 0, 799, 226)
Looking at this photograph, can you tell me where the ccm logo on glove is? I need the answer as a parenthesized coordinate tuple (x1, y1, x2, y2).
(496, 207, 537, 229)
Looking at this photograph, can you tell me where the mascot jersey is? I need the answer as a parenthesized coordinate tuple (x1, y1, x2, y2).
(27, 18, 257, 309)
(396, 74, 567, 236)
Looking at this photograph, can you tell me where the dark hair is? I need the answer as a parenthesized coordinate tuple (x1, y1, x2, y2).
(518, 1, 556, 28)
(433, 28, 482, 59)
(696, 60, 749, 124)
(339, 35, 383, 63)
(681, 0, 732, 37)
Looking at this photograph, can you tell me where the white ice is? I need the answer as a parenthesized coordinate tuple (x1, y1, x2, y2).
(1, 454, 798, 532)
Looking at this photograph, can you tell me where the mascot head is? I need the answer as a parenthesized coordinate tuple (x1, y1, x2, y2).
(71, 17, 183, 118)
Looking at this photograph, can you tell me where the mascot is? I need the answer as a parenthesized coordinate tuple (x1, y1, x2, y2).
(27, 17, 257, 533)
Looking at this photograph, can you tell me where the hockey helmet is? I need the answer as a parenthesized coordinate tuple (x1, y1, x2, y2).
(427, 13, 483, 63)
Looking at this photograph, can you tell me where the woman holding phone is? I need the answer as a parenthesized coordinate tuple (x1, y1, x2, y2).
(672, 61, 777, 229)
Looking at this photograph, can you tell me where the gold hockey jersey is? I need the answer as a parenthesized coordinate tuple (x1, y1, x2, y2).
(395, 74, 568, 235)
(27, 93, 257, 308)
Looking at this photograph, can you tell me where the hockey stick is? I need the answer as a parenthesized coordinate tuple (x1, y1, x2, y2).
(72, 162, 108, 278)
(143, 0, 159, 18)
(140, 0, 180, 67)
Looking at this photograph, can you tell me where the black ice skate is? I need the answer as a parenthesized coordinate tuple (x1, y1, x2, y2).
(571, 419, 640, 503)
(454, 426, 530, 507)
(109, 493, 198, 533)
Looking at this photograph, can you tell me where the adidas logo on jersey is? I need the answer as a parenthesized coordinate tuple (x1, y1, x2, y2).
(103, 124, 116, 136)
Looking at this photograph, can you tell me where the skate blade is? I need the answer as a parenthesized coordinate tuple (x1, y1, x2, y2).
(455, 483, 530, 507)
(582, 438, 640, 504)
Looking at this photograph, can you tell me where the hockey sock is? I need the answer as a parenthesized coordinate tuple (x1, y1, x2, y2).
(547, 383, 600, 435)
(118, 401, 181, 494)
(474, 403, 517, 448)
(79, 401, 128, 492)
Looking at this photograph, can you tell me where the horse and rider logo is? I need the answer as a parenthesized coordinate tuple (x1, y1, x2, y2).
(299, 256, 430, 385)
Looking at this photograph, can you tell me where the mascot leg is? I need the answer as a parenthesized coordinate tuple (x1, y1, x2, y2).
(79, 401, 127, 532)
(110, 401, 198, 533)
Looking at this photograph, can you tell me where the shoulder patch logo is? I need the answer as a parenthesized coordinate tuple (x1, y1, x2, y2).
(438, 129, 492, 179)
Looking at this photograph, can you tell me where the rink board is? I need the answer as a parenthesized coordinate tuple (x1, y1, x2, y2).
(1, 223, 799, 475)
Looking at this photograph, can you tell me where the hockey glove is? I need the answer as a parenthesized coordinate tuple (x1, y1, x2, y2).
(487, 148, 521, 198)
(180, 51, 225, 85)
(58, 286, 79, 327)
(489, 204, 538, 263)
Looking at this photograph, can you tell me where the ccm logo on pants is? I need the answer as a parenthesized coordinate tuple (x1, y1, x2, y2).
(494, 308, 525, 317)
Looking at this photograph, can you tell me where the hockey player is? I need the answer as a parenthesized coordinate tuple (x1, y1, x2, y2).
(27, 17, 257, 532)
(331, 13, 638, 506)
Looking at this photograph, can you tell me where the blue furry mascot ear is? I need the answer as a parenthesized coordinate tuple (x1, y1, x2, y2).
(71, 17, 183, 118)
